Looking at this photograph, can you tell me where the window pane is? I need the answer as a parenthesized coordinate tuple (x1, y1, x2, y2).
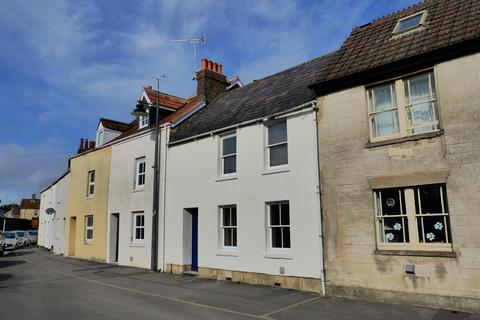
(271, 227, 282, 248)
(223, 208, 231, 226)
(379, 188, 404, 215)
(135, 228, 141, 239)
(280, 203, 290, 225)
(268, 122, 287, 145)
(222, 136, 236, 156)
(397, 14, 422, 32)
(224, 228, 232, 246)
(231, 208, 237, 226)
(86, 216, 93, 227)
(87, 229, 93, 239)
(417, 185, 443, 214)
(282, 227, 291, 248)
(372, 110, 399, 137)
(232, 228, 237, 247)
(90, 172, 95, 182)
(408, 102, 435, 127)
(223, 155, 236, 174)
(406, 74, 431, 103)
(140, 228, 144, 240)
(418, 216, 449, 243)
(269, 144, 288, 167)
(270, 205, 280, 226)
(89, 185, 94, 195)
(371, 85, 396, 112)
(381, 217, 408, 243)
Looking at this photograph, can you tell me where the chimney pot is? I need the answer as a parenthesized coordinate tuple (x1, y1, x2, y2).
(213, 62, 218, 73)
(32, 193, 36, 200)
(207, 60, 213, 70)
(201, 58, 207, 70)
(218, 64, 222, 74)
(85, 139, 89, 150)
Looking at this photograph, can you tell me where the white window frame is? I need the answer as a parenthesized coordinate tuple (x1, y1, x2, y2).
(132, 211, 145, 244)
(267, 201, 291, 252)
(219, 205, 237, 250)
(134, 157, 146, 190)
(393, 10, 427, 35)
(85, 215, 93, 243)
(139, 114, 149, 129)
(266, 121, 288, 169)
(96, 130, 104, 147)
(219, 133, 237, 177)
(367, 71, 440, 143)
(87, 170, 95, 197)
(374, 184, 452, 252)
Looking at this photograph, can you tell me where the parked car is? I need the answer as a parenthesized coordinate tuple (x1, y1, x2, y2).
(11, 230, 26, 247)
(4, 231, 20, 250)
(27, 230, 38, 244)
(0, 232, 5, 255)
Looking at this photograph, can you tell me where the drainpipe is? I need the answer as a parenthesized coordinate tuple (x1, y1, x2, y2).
(161, 125, 169, 272)
(313, 101, 327, 295)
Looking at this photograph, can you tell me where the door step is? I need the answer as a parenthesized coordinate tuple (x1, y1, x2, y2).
(182, 271, 198, 277)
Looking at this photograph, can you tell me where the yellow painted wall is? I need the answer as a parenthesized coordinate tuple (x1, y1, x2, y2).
(66, 147, 111, 262)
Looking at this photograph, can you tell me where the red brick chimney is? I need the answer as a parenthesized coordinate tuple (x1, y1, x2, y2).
(196, 58, 228, 104)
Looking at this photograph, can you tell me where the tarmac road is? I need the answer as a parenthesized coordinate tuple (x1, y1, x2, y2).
(0, 248, 477, 320)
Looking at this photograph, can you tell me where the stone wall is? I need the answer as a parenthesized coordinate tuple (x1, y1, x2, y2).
(316, 53, 480, 312)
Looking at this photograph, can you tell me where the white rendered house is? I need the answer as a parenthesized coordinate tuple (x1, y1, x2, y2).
(164, 55, 332, 292)
(38, 171, 69, 254)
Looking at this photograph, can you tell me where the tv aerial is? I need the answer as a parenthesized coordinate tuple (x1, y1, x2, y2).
(171, 34, 207, 79)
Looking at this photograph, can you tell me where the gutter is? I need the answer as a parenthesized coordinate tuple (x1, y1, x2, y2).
(169, 100, 317, 146)
(313, 101, 327, 295)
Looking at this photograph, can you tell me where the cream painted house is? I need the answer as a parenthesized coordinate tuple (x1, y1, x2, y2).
(311, 0, 480, 313)
(164, 57, 331, 292)
(38, 171, 69, 254)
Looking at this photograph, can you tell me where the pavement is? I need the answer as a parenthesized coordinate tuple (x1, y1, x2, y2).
(0, 247, 478, 320)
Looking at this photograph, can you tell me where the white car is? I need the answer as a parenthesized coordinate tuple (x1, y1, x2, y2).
(11, 230, 26, 247)
(3, 231, 20, 250)
(0, 232, 5, 255)
(27, 230, 38, 244)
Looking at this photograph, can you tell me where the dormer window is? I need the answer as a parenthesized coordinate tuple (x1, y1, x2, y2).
(139, 115, 149, 129)
(96, 130, 104, 147)
(393, 10, 427, 35)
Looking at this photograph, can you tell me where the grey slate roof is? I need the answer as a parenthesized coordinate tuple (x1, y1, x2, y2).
(170, 52, 336, 142)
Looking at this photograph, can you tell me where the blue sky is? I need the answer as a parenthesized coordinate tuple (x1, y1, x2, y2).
(0, 0, 419, 204)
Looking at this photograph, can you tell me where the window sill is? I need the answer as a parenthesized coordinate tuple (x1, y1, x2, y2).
(84, 241, 93, 245)
(366, 130, 444, 148)
(215, 175, 238, 182)
(129, 243, 145, 248)
(216, 250, 238, 257)
(85, 196, 95, 200)
(262, 167, 290, 176)
(131, 188, 145, 193)
(374, 249, 456, 258)
(264, 252, 293, 260)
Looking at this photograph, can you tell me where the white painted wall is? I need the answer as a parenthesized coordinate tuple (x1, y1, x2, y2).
(38, 173, 69, 254)
(107, 129, 165, 269)
(165, 108, 324, 279)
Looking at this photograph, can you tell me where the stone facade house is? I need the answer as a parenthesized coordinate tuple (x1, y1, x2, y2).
(310, 0, 480, 313)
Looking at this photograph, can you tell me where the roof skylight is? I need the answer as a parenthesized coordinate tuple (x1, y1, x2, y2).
(393, 10, 427, 34)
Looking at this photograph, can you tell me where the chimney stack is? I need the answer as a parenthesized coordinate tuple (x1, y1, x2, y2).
(196, 58, 228, 104)
(89, 141, 95, 149)
(77, 138, 85, 154)
(32, 193, 36, 200)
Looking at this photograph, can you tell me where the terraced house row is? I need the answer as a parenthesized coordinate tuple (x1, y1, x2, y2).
(38, 0, 480, 313)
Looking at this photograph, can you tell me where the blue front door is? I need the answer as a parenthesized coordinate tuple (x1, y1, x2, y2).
(191, 211, 198, 271)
